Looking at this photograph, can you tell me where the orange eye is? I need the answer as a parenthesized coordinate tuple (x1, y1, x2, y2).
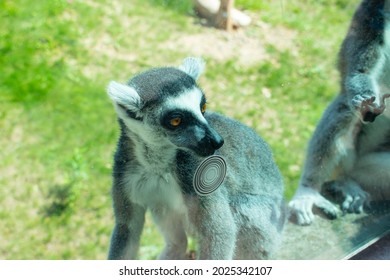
(170, 117, 182, 127)
(201, 103, 207, 114)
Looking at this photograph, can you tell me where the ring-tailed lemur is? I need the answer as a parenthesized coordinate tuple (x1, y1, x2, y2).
(289, 0, 390, 225)
(106, 57, 286, 259)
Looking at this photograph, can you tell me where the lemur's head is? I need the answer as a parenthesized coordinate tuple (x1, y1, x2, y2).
(107, 57, 224, 157)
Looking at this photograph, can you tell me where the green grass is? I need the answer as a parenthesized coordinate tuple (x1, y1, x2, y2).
(0, 0, 359, 259)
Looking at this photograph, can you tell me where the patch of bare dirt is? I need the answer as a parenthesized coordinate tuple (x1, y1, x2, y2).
(162, 18, 297, 67)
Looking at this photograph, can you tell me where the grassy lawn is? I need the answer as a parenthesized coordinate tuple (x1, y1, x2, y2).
(0, 0, 359, 259)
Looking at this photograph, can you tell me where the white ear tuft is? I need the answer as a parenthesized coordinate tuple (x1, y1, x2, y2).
(107, 81, 141, 112)
(178, 57, 205, 80)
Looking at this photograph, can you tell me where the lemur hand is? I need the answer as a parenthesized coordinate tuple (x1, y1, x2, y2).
(288, 186, 338, 225)
(322, 180, 370, 214)
(351, 93, 390, 122)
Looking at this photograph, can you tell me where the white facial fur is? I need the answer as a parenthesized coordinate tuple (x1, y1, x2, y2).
(163, 87, 208, 125)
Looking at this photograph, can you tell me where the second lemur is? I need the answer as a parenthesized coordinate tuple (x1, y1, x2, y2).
(289, 0, 390, 225)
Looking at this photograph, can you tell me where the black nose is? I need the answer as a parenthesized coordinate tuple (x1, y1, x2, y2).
(196, 125, 224, 157)
(211, 134, 224, 149)
(207, 125, 224, 150)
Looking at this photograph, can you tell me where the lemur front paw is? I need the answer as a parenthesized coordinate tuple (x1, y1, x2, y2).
(322, 180, 370, 214)
(351, 93, 390, 122)
(288, 187, 338, 226)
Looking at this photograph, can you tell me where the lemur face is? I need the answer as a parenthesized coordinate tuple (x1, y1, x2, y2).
(107, 58, 224, 157)
(158, 86, 224, 157)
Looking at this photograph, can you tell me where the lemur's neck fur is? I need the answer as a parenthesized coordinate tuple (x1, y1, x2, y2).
(126, 128, 177, 174)
(122, 126, 186, 212)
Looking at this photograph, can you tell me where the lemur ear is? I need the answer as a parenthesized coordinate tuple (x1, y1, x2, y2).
(178, 57, 205, 81)
(107, 81, 141, 116)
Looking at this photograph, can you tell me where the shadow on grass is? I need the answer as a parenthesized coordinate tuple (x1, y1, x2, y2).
(42, 183, 76, 217)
